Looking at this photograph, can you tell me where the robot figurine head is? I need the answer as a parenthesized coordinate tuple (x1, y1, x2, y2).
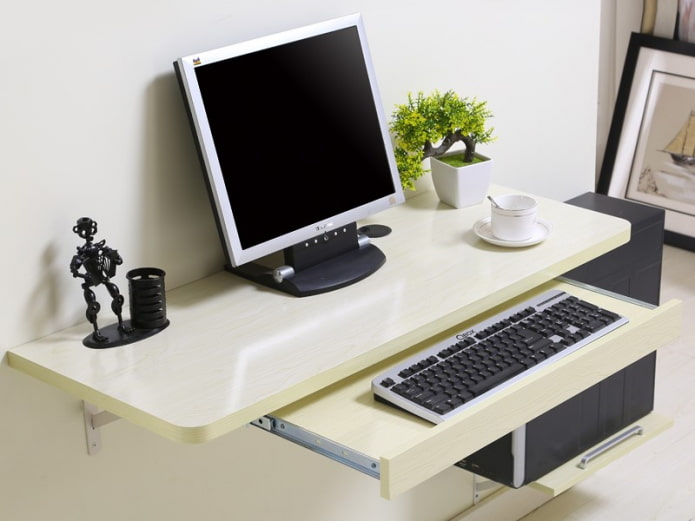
(73, 217, 98, 242)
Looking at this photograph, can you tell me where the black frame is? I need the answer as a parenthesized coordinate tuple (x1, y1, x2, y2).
(598, 32, 695, 251)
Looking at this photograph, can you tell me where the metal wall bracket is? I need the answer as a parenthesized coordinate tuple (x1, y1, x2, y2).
(472, 474, 498, 504)
(83, 401, 121, 455)
(250, 415, 381, 478)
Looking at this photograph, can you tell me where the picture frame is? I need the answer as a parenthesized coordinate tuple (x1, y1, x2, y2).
(598, 32, 695, 251)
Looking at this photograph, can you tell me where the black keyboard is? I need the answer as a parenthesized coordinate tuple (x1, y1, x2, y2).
(372, 290, 628, 424)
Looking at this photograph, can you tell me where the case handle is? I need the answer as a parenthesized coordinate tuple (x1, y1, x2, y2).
(578, 425, 643, 469)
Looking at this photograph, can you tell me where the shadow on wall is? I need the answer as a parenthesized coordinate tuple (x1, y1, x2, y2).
(21, 242, 82, 340)
(136, 72, 224, 290)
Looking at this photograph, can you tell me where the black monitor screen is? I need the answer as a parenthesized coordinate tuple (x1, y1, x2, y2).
(193, 26, 396, 249)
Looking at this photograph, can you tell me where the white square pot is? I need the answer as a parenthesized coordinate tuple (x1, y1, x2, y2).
(430, 153, 493, 208)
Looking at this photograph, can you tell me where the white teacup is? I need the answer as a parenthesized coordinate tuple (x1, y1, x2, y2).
(490, 194, 538, 241)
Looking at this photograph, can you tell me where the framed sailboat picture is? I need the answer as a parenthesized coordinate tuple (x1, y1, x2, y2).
(599, 32, 695, 251)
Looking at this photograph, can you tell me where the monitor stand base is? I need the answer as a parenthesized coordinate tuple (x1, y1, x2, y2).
(226, 243, 386, 297)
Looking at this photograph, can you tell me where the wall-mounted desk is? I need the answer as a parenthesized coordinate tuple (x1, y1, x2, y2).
(7, 185, 681, 503)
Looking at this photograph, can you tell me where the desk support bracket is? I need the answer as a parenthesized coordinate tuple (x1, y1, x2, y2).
(472, 474, 499, 504)
(251, 415, 380, 479)
(83, 401, 121, 455)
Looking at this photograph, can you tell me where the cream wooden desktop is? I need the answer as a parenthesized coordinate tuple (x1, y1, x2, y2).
(7, 185, 681, 504)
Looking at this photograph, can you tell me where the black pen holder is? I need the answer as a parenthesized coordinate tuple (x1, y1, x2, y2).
(127, 267, 169, 330)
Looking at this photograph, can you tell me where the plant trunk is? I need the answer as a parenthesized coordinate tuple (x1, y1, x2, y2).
(461, 136, 476, 163)
(423, 132, 477, 163)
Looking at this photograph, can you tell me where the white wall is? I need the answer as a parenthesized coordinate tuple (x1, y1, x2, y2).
(1, 2, 604, 520)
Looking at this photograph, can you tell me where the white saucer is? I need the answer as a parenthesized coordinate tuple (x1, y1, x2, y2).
(474, 217, 552, 247)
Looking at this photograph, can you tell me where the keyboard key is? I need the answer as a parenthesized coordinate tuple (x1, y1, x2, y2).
(468, 362, 525, 396)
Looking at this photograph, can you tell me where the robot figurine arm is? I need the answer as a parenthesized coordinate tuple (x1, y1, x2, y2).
(70, 252, 86, 279)
(102, 246, 123, 266)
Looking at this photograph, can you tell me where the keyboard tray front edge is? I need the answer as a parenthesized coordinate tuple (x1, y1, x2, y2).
(266, 279, 682, 499)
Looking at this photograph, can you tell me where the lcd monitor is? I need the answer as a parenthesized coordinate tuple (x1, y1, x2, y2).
(174, 13, 404, 296)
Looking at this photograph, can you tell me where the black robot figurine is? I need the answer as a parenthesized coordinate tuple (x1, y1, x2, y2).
(70, 217, 133, 344)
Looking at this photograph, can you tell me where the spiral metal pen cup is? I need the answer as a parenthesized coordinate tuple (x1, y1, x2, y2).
(127, 267, 170, 331)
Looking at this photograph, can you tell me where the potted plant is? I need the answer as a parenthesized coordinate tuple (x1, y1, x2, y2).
(390, 89, 495, 208)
